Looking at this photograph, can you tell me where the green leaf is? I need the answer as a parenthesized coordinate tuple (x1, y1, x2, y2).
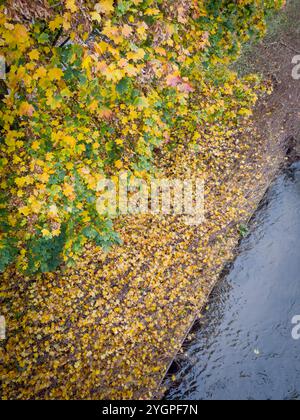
(116, 78, 132, 95)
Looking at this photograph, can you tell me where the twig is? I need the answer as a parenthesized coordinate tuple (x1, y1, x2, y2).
(279, 41, 300, 55)
(59, 37, 71, 48)
(52, 27, 63, 47)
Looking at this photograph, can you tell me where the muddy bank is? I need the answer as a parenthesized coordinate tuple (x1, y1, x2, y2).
(238, 0, 300, 165)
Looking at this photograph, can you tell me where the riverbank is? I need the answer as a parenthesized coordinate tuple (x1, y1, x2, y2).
(163, 0, 300, 389)
(161, 0, 300, 393)
(166, 161, 300, 400)
(1, 0, 299, 400)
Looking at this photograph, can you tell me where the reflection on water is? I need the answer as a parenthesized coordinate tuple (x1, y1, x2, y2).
(166, 162, 300, 401)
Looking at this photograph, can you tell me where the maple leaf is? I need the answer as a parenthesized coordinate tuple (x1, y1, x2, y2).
(31, 141, 40, 151)
(63, 183, 75, 199)
(62, 135, 76, 148)
(63, 13, 72, 30)
(178, 82, 195, 93)
(19, 102, 35, 117)
(31, 200, 42, 214)
(49, 16, 64, 31)
(15, 177, 27, 188)
(95, 0, 114, 15)
(19, 206, 30, 216)
(29, 49, 40, 61)
(98, 108, 113, 120)
(33, 67, 47, 80)
(166, 74, 182, 87)
(14, 24, 29, 43)
(65, 0, 77, 13)
(49, 205, 59, 218)
(122, 24, 133, 38)
(52, 229, 61, 237)
(48, 68, 64, 81)
(114, 160, 123, 170)
(90, 11, 102, 23)
(40, 173, 50, 183)
(127, 49, 145, 62)
(41, 229, 51, 237)
(115, 139, 124, 146)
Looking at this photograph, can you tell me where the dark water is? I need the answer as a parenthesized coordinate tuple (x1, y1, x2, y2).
(166, 162, 300, 401)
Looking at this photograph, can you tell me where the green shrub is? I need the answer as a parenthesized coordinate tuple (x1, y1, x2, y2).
(0, 0, 283, 273)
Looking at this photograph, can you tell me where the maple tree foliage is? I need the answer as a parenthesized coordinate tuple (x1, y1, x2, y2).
(0, 0, 284, 274)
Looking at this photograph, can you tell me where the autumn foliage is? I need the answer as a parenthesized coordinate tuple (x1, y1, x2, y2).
(0, 0, 284, 274)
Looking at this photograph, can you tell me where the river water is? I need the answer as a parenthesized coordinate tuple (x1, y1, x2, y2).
(166, 162, 300, 401)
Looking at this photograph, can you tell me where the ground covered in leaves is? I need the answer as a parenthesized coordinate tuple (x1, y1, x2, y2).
(1, 0, 300, 400)
(0, 110, 284, 399)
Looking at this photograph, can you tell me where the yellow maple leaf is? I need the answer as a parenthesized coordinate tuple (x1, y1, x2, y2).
(19, 102, 34, 117)
(19, 206, 30, 216)
(63, 20, 71, 31)
(122, 24, 133, 38)
(95, 0, 114, 15)
(48, 68, 64, 81)
(42, 229, 51, 237)
(62, 135, 76, 148)
(46, 94, 59, 110)
(115, 160, 123, 169)
(145, 8, 160, 16)
(90, 11, 102, 23)
(31, 200, 42, 214)
(238, 108, 253, 117)
(52, 228, 61, 237)
(63, 183, 75, 199)
(127, 49, 145, 62)
(14, 24, 29, 44)
(40, 173, 50, 183)
(31, 141, 40, 151)
(33, 67, 47, 80)
(15, 177, 26, 188)
(115, 139, 124, 146)
(65, 0, 77, 13)
(8, 215, 17, 227)
(125, 64, 139, 77)
(49, 16, 64, 32)
(88, 100, 99, 112)
(29, 49, 40, 61)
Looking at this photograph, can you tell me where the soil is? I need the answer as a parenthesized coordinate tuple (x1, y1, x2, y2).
(237, 0, 300, 160)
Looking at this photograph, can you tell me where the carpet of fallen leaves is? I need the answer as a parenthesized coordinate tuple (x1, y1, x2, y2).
(0, 0, 292, 400)
(0, 104, 284, 399)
